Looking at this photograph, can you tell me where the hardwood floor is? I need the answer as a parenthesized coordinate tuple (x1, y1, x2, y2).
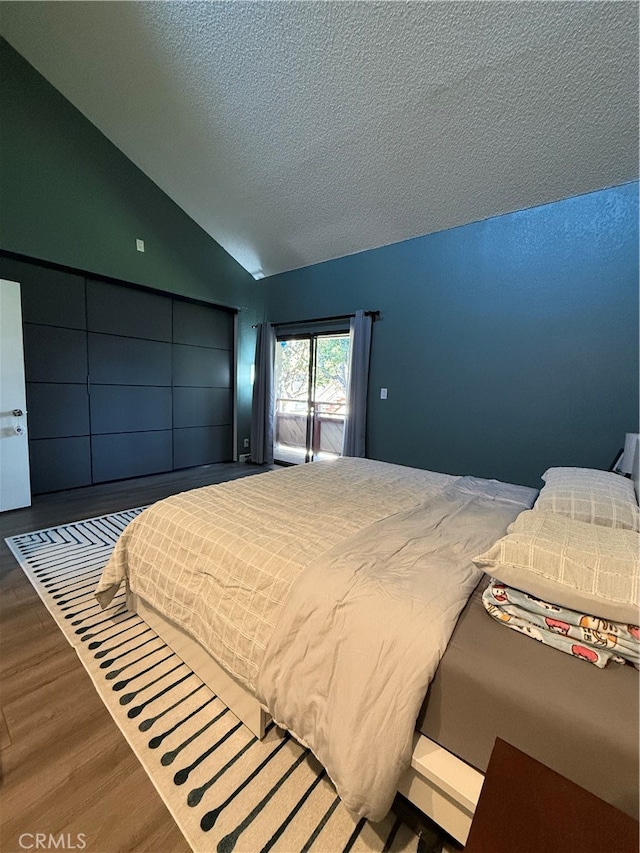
(0, 462, 271, 853)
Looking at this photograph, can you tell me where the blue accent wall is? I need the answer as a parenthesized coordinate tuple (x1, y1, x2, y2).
(266, 183, 639, 486)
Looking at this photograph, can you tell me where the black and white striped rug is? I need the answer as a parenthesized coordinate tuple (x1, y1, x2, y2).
(6, 511, 441, 853)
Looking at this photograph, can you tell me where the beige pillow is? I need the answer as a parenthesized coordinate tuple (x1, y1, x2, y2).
(535, 467, 639, 532)
(474, 509, 640, 624)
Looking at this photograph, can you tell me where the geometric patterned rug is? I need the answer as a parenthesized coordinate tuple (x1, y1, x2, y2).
(5, 511, 441, 853)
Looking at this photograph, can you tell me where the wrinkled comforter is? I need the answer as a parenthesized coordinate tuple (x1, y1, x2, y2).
(256, 476, 535, 819)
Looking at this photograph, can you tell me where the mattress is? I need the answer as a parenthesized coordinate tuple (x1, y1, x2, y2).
(416, 577, 639, 819)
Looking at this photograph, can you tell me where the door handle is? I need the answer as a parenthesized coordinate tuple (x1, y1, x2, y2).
(13, 409, 24, 417)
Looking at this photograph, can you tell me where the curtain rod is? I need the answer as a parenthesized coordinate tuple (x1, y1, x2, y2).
(252, 311, 379, 329)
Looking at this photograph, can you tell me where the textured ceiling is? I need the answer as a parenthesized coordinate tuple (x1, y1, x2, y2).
(1, 1, 638, 279)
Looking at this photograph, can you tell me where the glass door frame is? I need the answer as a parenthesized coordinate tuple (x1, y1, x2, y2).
(274, 329, 350, 464)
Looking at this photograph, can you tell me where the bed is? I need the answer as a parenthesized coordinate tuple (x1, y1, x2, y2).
(95, 455, 640, 843)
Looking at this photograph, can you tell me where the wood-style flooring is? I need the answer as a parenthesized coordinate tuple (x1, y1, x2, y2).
(0, 462, 272, 853)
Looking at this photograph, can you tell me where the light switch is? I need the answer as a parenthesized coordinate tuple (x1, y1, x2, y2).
(380, 388, 388, 399)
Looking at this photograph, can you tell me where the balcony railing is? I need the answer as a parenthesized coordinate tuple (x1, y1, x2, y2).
(274, 398, 345, 461)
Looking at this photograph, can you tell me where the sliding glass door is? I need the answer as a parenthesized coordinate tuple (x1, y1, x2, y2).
(274, 332, 350, 464)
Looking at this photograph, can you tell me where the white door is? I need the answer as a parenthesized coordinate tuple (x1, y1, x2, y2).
(0, 279, 31, 511)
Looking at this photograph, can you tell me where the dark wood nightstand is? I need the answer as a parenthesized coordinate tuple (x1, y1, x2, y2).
(464, 738, 639, 853)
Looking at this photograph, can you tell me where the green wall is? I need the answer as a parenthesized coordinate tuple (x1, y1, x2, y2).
(0, 38, 264, 446)
(266, 183, 639, 487)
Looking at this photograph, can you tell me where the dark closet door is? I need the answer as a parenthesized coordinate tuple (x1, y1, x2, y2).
(172, 300, 234, 468)
(87, 280, 234, 481)
(87, 280, 173, 483)
(1, 254, 235, 493)
(2, 256, 92, 494)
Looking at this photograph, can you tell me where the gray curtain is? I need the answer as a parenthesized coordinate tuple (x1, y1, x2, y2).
(250, 323, 275, 464)
(342, 310, 373, 457)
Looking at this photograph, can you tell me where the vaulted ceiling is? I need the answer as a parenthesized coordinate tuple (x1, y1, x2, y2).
(1, 1, 637, 278)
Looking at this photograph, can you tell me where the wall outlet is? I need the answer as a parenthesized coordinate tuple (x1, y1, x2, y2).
(136, 238, 145, 252)
(380, 387, 388, 399)
(243, 438, 250, 448)
(238, 453, 251, 463)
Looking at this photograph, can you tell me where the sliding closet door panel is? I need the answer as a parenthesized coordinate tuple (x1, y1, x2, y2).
(173, 301, 234, 349)
(86, 282, 174, 484)
(23, 325, 88, 383)
(173, 387, 232, 428)
(90, 386, 172, 434)
(91, 431, 172, 483)
(10, 261, 89, 495)
(0, 256, 86, 329)
(171, 301, 233, 467)
(173, 426, 232, 469)
(173, 345, 231, 388)
(26, 383, 90, 439)
(87, 280, 172, 341)
(88, 333, 172, 386)
(28, 437, 92, 493)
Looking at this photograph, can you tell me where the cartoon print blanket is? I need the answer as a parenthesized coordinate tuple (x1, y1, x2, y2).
(483, 580, 640, 668)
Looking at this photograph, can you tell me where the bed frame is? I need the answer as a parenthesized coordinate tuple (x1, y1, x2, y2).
(128, 589, 484, 844)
